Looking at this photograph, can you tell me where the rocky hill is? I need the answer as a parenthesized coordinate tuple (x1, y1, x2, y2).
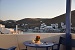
(0, 20, 2, 22)
(16, 10, 75, 28)
(0, 20, 2, 23)
(0, 10, 75, 28)
(50, 10, 75, 27)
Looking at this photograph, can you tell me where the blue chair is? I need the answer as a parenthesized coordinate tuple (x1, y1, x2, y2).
(0, 46, 16, 50)
(52, 37, 66, 50)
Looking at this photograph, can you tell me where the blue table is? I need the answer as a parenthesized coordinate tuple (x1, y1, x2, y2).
(23, 41, 54, 50)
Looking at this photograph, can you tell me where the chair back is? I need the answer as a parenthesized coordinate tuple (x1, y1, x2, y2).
(0, 48, 6, 50)
(72, 39, 75, 47)
(54, 37, 75, 50)
(57, 37, 66, 50)
(0, 46, 16, 50)
(8, 46, 16, 50)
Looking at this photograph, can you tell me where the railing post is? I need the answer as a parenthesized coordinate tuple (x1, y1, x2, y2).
(66, 0, 72, 50)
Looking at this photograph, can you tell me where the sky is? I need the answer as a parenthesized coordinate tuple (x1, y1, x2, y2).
(0, 0, 75, 21)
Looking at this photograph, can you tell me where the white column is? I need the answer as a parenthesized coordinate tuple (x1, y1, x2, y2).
(16, 25, 18, 33)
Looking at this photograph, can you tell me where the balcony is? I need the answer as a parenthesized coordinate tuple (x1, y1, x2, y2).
(0, 33, 75, 50)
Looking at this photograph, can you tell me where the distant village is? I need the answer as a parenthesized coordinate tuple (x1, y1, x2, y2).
(0, 20, 75, 34)
(17, 22, 75, 33)
(18, 22, 66, 33)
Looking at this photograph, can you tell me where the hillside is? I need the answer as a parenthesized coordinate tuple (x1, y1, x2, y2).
(1, 10, 74, 28)
(0, 20, 2, 22)
(16, 10, 75, 28)
(50, 10, 75, 27)
(0, 20, 2, 23)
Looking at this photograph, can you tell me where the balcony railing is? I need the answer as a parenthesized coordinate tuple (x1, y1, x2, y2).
(0, 33, 75, 50)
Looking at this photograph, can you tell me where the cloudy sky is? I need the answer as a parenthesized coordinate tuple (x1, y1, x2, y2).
(0, 0, 75, 21)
